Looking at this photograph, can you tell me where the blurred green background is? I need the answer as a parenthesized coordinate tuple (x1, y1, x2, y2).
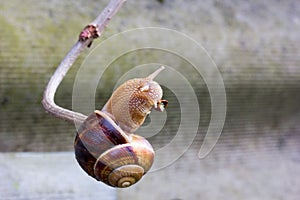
(0, 0, 300, 199)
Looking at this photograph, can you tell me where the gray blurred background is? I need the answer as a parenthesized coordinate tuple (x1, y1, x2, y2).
(0, 0, 300, 199)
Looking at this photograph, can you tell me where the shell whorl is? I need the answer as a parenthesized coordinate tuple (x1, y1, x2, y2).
(102, 66, 165, 134)
(74, 110, 155, 188)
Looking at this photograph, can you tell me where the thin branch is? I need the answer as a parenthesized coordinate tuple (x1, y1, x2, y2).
(42, 0, 127, 125)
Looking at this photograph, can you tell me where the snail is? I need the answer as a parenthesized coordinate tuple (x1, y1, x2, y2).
(74, 66, 168, 188)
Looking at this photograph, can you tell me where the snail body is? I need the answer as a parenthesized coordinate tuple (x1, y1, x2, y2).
(74, 67, 167, 188)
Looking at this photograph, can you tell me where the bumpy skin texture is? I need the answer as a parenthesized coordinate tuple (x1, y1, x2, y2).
(102, 78, 163, 134)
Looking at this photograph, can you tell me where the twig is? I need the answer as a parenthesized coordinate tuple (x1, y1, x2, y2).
(42, 0, 127, 125)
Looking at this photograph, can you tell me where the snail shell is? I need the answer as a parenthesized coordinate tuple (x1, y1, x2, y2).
(74, 111, 154, 187)
(74, 67, 167, 188)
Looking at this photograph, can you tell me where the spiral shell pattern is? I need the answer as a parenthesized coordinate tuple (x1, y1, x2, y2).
(74, 110, 154, 187)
